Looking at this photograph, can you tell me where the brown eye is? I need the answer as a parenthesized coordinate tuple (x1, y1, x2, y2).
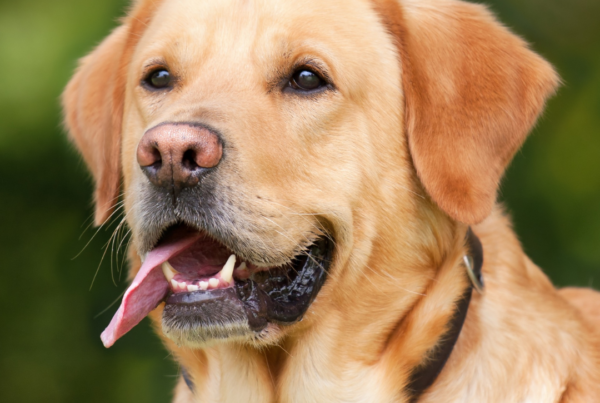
(291, 69, 325, 91)
(145, 69, 172, 89)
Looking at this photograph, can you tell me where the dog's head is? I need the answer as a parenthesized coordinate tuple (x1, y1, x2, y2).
(63, 0, 557, 348)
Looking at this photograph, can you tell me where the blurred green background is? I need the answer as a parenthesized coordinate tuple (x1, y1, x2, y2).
(0, 0, 598, 401)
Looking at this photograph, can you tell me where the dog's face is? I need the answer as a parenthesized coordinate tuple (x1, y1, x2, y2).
(63, 0, 558, 349)
(124, 0, 406, 271)
(120, 0, 412, 347)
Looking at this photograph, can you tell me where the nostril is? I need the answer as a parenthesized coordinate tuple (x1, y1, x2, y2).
(143, 147, 163, 178)
(149, 146, 162, 168)
(138, 140, 163, 168)
(182, 149, 199, 171)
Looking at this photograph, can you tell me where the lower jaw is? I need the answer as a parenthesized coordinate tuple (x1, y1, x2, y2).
(162, 288, 254, 347)
(161, 237, 332, 346)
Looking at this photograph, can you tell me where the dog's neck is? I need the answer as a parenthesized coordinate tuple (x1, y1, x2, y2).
(155, 215, 479, 402)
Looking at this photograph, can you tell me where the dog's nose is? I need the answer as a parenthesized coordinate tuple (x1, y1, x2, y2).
(137, 123, 222, 192)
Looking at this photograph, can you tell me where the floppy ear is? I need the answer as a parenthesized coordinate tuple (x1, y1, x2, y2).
(62, 25, 129, 225)
(373, 0, 559, 224)
(62, 0, 159, 225)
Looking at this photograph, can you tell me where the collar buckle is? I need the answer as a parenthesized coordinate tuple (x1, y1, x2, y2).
(464, 254, 484, 293)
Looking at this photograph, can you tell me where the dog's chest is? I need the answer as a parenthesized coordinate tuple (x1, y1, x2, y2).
(182, 343, 572, 403)
(211, 349, 398, 403)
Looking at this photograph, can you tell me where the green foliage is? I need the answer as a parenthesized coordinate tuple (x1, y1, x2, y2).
(0, 0, 598, 402)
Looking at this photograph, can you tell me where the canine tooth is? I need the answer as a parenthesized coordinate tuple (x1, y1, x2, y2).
(171, 279, 178, 290)
(208, 278, 219, 288)
(187, 284, 199, 292)
(237, 262, 247, 271)
(220, 254, 236, 283)
(199, 281, 208, 290)
(162, 261, 178, 282)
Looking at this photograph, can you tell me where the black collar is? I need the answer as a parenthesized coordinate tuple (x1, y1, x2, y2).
(406, 227, 484, 402)
(181, 229, 484, 399)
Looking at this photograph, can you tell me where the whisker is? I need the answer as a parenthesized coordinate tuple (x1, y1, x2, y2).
(117, 228, 133, 282)
(275, 342, 295, 359)
(93, 287, 127, 319)
(78, 195, 124, 238)
(262, 350, 276, 388)
(72, 200, 125, 260)
(100, 217, 127, 288)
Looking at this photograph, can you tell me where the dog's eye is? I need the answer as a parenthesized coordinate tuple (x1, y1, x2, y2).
(145, 69, 172, 89)
(290, 69, 325, 91)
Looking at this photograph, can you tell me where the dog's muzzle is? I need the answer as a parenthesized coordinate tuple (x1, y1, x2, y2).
(100, 224, 333, 347)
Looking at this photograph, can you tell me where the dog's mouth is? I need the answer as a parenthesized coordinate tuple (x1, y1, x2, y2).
(101, 224, 333, 347)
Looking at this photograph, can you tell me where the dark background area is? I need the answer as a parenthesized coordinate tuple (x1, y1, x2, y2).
(0, 0, 598, 402)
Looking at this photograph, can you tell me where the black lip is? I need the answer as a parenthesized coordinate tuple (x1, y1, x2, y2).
(163, 236, 333, 334)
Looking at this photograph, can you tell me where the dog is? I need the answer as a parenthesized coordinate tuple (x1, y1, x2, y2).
(62, 0, 600, 401)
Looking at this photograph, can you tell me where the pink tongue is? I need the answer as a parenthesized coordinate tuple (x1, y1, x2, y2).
(100, 230, 202, 347)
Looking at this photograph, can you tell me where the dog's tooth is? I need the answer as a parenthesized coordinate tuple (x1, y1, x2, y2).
(199, 281, 208, 290)
(208, 278, 219, 289)
(219, 254, 236, 283)
(237, 262, 247, 271)
(162, 261, 178, 282)
(187, 284, 199, 292)
(171, 279, 178, 290)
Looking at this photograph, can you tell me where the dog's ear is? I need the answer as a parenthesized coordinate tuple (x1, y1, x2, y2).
(62, 1, 157, 225)
(373, 0, 559, 224)
(62, 25, 129, 225)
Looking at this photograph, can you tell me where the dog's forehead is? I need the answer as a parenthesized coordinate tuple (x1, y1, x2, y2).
(134, 0, 390, 75)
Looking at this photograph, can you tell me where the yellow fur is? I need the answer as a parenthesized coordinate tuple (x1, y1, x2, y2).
(63, 0, 600, 401)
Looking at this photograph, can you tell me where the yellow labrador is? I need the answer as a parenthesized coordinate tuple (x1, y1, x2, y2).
(63, 0, 600, 401)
